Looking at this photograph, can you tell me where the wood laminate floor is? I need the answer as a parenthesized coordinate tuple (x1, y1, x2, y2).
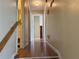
(15, 39, 59, 59)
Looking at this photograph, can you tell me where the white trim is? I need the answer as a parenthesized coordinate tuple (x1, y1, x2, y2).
(24, 42, 29, 48)
(26, 42, 29, 46)
(43, 10, 46, 43)
(46, 41, 62, 59)
(30, 13, 44, 42)
(15, 56, 59, 59)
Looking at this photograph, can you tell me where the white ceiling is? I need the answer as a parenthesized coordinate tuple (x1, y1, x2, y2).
(30, 0, 45, 10)
(25, 0, 60, 11)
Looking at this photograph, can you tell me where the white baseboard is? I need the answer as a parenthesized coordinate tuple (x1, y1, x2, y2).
(24, 42, 29, 48)
(16, 56, 59, 59)
(46, 41, 62, 59)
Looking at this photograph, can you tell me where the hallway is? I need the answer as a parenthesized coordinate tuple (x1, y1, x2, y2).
(1, 0, 79, 59)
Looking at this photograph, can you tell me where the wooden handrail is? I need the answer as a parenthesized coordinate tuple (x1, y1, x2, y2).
(0, 21, 18, 52)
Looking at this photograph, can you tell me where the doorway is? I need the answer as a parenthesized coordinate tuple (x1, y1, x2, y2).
(34, 16, 40, 41)
(30, 14, 43, 43)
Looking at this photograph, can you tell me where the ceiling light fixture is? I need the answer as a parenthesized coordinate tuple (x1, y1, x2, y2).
(33, 1, 42, 6)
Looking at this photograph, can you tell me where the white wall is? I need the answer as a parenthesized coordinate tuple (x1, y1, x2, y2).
(0, 0, 17, 59)
(46, 0, 79, 59)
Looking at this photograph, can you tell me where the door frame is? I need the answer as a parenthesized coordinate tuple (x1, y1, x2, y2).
(30, 13, 45, 42)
